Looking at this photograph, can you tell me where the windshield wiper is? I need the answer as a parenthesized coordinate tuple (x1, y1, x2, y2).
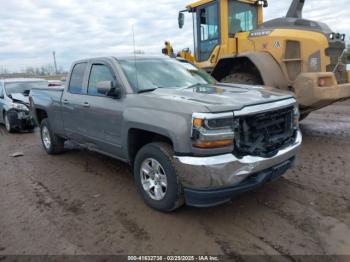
(138, 88, 158, 94)
(185, 83, 209, 89)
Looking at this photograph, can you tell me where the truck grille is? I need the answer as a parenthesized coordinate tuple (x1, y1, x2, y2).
(234, 106, 296, 158)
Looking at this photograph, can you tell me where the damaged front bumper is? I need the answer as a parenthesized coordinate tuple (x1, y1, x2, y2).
(174, 130, 302, 207)
(7, 109, 35, 130)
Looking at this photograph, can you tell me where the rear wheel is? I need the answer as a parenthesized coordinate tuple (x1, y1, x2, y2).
(4, 112, 14, 133)
(221, 72, 261, 85)
(40, 119, 65, 155)
(134, 142, 184, 212)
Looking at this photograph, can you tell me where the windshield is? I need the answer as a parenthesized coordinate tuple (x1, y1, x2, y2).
(5, 81, 48, 96)
(119, 58, 216, 92)
(228, 1, 258, 36)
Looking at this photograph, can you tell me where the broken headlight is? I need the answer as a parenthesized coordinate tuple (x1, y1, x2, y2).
(293, 105, 300, 129)
(10, 102, 29, 111)
(191, 112, 235, 149)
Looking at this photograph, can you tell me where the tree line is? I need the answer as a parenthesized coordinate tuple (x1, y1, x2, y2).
(0, 64, 67, 76)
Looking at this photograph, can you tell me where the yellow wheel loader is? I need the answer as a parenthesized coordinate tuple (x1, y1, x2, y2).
(163, 0, 350, 118)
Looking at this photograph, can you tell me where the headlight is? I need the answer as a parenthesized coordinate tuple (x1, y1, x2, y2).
(293, 105, 300, 129)
(10, 102, 29, 111)
(191, 112, 235, 149)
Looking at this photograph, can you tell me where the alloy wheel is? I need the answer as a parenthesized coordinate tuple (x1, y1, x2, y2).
(140, 158, 168, 201)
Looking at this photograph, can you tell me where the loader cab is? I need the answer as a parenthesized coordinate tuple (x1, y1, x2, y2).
(181, 0, 265, 64)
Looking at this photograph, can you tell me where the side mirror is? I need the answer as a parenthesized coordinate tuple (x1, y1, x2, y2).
(108, 86, 122, 98)
(97, 81, 112, 95)
(178, 12, 185, 29)
(97, 81, 122, 98)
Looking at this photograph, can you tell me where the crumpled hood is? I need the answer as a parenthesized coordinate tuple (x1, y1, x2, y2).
(146, 83, 295, 112)
(11, 93, 30, 105)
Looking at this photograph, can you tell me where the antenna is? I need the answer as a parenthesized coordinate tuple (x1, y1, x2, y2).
(132, 25, 139, 90)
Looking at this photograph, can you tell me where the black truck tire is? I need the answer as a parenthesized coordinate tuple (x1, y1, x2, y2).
(134, 142, 184, 212)
(221, 72, 261, 85)
(40, 119, 65, 155)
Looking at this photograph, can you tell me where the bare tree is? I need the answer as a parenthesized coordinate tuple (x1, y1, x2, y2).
(134, 50, 145, 55)
(0, 66, 9, 75)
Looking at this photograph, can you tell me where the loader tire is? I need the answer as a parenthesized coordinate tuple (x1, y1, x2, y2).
(221, 72, 261, 85)
(300, 113, 310, 121)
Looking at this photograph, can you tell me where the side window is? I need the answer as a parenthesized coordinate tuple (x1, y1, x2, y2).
(197, 3, 219, 62)
(199, 5, 219, 41)
(0, 83, 3, 98)
(68, 63, 87, 94)
(88, 64, 116, 96)
(228, 1, 257, 36)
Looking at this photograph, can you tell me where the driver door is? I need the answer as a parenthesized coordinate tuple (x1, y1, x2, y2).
(81, 62, 124, 156)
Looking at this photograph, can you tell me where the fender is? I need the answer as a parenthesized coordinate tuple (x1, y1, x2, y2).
(212, 52, 288, 90)
(122, 108, 192, 158)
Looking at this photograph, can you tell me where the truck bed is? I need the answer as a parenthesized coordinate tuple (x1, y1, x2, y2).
(30, 87, 65, 135)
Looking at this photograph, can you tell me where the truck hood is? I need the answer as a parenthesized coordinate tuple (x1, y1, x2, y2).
(11, 93, 30, 105)
(146, 83, 294, 112)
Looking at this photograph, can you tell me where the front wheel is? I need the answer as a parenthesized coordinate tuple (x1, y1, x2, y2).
(4, 112, 15, 133)
(134, 142, 184, 212)
(40, 119, 65, 155)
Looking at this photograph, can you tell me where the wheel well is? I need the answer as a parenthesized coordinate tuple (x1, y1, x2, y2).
(212, 57, 263, 83)
(36, 109, 48, 125)
(128, 129, 173, 165)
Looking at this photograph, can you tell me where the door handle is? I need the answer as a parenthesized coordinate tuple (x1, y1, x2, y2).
(83, 102, 90, 108)
(63, 99, 69, 104)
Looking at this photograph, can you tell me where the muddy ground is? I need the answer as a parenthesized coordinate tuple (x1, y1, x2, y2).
(0, 101, 349, 257)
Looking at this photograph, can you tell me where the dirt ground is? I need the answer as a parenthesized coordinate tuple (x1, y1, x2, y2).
(0, 101, 349, 257)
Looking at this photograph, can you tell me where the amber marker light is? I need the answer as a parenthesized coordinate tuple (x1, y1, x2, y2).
(193, 140, 233, 149)
(193, 118, 204, 127)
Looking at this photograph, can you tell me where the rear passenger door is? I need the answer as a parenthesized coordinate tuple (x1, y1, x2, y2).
(0, 83, 4, 124)
(81, 62, 124, 156)
(61, 62, 89, 142)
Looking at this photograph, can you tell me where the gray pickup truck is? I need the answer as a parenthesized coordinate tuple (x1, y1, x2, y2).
(30, 56, 302, 212)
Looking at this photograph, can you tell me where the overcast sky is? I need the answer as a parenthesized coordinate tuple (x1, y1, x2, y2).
(0, 0, 349, 72)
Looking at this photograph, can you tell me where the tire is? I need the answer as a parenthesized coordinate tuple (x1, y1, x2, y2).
(300, 113, 310, 121)
(4, 112, 15, 133)
(221, 72, 261, 85)
(134, 142, 184, 212)
(40, 118, 65, 155)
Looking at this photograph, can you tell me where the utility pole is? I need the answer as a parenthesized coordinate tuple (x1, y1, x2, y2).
(52, 51, 58, 75)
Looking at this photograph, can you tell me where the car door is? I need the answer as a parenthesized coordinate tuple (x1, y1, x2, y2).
(0, 82, 4, 124)
(61, 62, 89, 143)
(81, 62, 124, 156)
